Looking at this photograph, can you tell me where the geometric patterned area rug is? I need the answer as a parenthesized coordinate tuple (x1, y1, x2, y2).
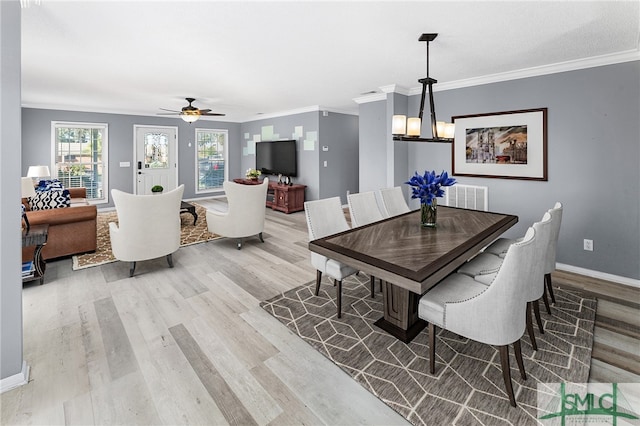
(72, 203, 220, 270)
(260, 273, 597, 426)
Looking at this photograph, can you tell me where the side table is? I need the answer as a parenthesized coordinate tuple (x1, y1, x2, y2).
(22, 224, 48, 285)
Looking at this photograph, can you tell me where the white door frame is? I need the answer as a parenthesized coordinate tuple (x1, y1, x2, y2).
(133, 125, 179, 194)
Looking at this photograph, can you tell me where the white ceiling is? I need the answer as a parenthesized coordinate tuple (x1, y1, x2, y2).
(21, 1, 640, 122)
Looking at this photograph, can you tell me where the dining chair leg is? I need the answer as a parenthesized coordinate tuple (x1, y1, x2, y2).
(542, 286, 552, 315)
(370, 276, 375, 299)
(315, 270, 322, 296)
(513, 339, 527, 380)
(545, 273, 556, 304)
(166, 253, 174, 268)
(526, 302, 538, 351)
(498, 345, 517, 407)
(129, 261, 136, 277)
(429, 323, 436, 374)
(336, 279, 342, 318)
(533, 299, 545, 334)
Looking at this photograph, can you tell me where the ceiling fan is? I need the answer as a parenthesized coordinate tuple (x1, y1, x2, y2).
(158, 97, 225, 123)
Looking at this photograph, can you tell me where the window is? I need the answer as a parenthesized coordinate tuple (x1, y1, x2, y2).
(196, 128, 227, 192)
(53, 122, 108, 202)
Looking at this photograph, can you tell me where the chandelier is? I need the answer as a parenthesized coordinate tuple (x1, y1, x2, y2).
(392, 33, 454, 143)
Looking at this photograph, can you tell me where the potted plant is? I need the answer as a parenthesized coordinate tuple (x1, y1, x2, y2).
(151, 185, 164, 194)
(245, 168, 262, 180)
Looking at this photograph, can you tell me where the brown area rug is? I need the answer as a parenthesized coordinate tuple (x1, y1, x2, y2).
(72, 203, 219, 270)
(260, 274, 597, 425)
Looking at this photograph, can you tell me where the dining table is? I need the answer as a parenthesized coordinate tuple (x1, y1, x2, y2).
(308, 206, 518, 343)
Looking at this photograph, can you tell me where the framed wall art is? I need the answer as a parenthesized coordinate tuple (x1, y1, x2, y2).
(451, 108, 547, 181)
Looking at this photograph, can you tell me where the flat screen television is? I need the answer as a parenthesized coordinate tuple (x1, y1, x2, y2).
(255, 140, 297, 177)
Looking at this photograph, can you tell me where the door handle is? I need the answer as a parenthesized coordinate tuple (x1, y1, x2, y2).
(137, 161, 142, 170)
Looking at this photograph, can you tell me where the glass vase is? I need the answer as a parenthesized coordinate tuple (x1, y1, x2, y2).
(421, 199, 437, 228)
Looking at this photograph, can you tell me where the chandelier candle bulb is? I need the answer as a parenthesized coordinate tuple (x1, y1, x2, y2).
(392, 115, 407, 135)
(407, 118, 422, 136)
(444, 123, 455, 139)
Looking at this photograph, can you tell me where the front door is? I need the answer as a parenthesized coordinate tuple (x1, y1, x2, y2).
(134, 125, 178, 194)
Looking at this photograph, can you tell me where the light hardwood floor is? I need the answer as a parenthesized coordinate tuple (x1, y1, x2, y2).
(2, 199, 638, 425)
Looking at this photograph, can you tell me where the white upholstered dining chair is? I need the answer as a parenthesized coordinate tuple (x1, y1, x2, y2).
(483, 202, 563, 311)
(206, 179, 269, 250)
(109, 185, 184, 277)
(304, 197, 358, 318)
(347, 190, 385, 227)
(347, 190, 385, 297)
(377, 186, 411, 218)
(418, 226, 537, 407)
(474, 212, 552, 350)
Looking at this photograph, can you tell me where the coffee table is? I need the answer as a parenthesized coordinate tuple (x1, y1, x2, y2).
(180, 201, 198, 225)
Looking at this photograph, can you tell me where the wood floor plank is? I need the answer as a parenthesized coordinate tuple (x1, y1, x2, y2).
(89, 371, 162, 425)
(241, 308, 409, 426)
(186, 316, 283, 424)
(169, 323, 258, 426)
(186, 289, 279, 369)
(112, 290, 228, 426)
(63, 391, 96, 425)
(94, 297, 139, 380)
(250, 363, 324, 426)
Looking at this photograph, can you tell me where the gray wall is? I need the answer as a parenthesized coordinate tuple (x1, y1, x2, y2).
(318, 112, 359, 204)
(1, 0, 24, 381)
(406, 62, 640, 280)
(358, 100, 387, 193)
(22, 109, 242, 206)
(240, 111, 359, 203)
(240, 112, 320, 200)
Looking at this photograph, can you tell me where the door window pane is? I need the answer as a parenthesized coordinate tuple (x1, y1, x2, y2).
(144, 132, 169, 169)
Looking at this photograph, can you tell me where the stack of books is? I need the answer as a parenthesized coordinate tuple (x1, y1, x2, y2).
(22, 261, 34, 279)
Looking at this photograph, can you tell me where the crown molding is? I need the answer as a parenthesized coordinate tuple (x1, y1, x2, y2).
(242, 105, 357, 122)
(406, 49, 640, 95)
(379, 84, 410, 96)
(353, 92, 387, 105)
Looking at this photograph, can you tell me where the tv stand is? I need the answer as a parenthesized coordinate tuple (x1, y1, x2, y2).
(233, 179, 306, 214)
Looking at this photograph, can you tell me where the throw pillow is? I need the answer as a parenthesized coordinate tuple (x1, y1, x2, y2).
(29, 189, 71, 210)
(36, 179, 64, 193)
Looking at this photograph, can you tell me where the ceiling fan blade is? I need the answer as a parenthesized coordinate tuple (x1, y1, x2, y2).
(201, 112, 226, 116)
(157, 112, 180, 115)
(197, 109, 212, 113)
(159, 108, 181, 112)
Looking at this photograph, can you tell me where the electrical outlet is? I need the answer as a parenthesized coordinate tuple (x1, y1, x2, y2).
(583, 239, 593, 251)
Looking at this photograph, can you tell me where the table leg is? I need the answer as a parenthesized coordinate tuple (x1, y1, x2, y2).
(190, 207, 198, 225)
(33, 244, 46, 285)
(373, 280, 426, 343)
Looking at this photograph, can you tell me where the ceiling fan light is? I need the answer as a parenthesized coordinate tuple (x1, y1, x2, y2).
(181, 113, 199, 123)
(407, 118, 421, 136)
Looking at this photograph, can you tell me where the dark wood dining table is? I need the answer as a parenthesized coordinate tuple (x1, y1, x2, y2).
(308, 206, 518, 343)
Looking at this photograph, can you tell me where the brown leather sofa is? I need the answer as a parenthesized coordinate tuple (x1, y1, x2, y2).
(22, 187, 97, 260)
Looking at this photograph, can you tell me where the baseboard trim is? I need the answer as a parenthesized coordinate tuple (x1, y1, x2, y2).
(0, 361, 30, 394)
(556, 263, 640, 289)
